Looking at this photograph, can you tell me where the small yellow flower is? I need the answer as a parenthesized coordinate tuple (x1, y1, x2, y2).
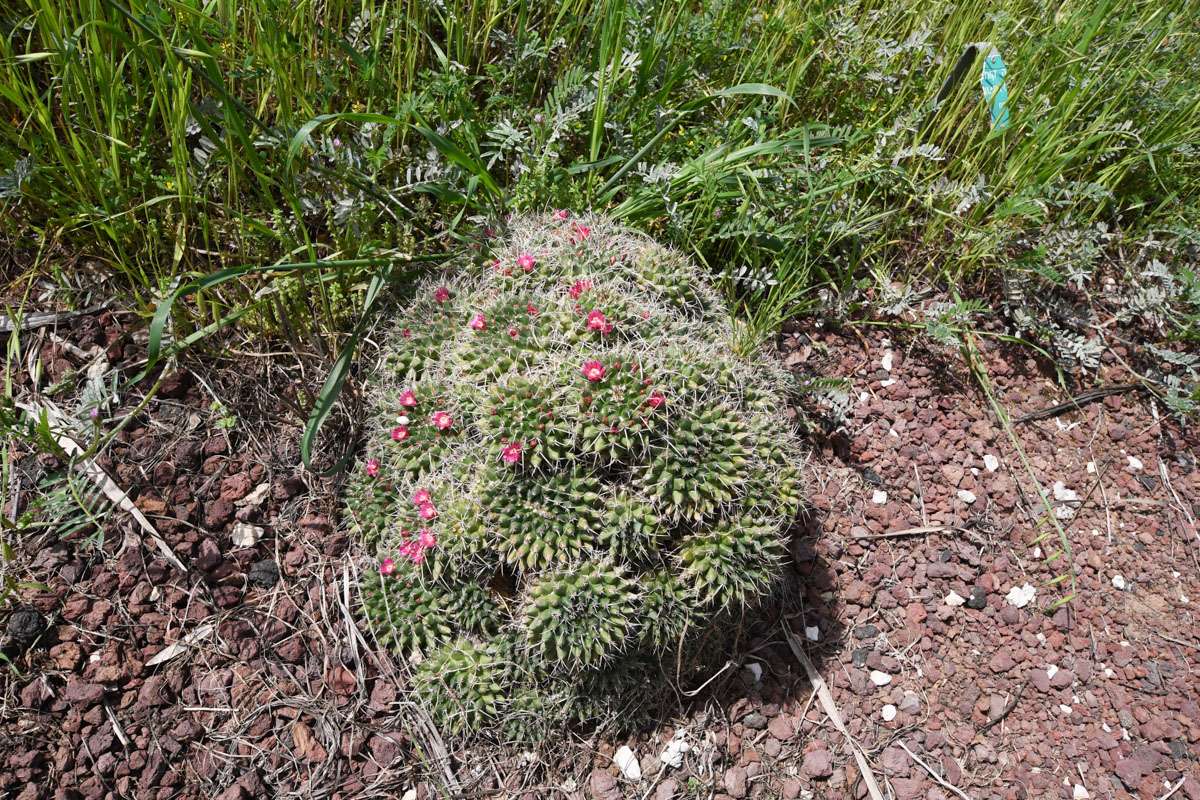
(166, 180, 175, 191)
(688, 140, 694, 146)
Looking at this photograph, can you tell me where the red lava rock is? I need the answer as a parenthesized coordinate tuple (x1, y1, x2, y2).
(272, 476, 306, 501)
(1049, 668, 1075, 689)
(50, 642, 84, 671)
(989, 651, 1016, 673)
(159, 371, 193, 399)
(152, 461, 176, 485)
(174, 441, 204, 470)
(802, 744, 833, 780)
(723, 766, 747, 799)
(767, 714, 793, 741)
(204, 498, 236, 530)
(889, 777, 926, 800)
(212, 585, 243, 608)
(61, 679, 105, 705)
(656, 779, 677, 800)
(780, 778, 802, 800)
(220, 472, 253, 501)
(203, 436, 229, 457)
(880, 746, 909, 776)
(194, 538, 221, 571)
(327, 666, 357, 696)
(589, 769, 621, 800)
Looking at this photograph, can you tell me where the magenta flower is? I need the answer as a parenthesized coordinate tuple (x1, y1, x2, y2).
(569, 279, 592, 299)
(470, 314, 487, 331)
(365, 459, 380, 478)
(526, 303, 538, 315)
(508, 327, 520, 339)
(409, 548, 426, 565)
(501, 442, 522, 463)
(432, 411, 453, 430)
(402, 328, 412, 339)
(418, 530, 437, 548)
(418, 503, 438, 519)
(648, 393, 666, 408)
(400, 390, 418, 408)
(582, 361, 606, 382)
(88, 408, 100, 420)
(392, 426, 409, 441)
(517, 252, 536, 271)
(575, 224, 592, 240)
(434, 286, 450, 304)
(554, 209, 569, 221)
(413, 489, 431, 505)
(534, 113, 544, 124)
(379, 557, 396, 576)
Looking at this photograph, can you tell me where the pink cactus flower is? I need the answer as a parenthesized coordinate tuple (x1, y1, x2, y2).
(379, 557, 396, 575)
(575, 224, 592, 240)
(569, 279, 592, 299)
(501, 442, 522, 463)
(554, 209, 568, 220)
(413, 489, 431, 505)
(400, 390, 418, 407)
(365, 459, 380, 478)
(586, 310, 607, 331)
(432, 411, 453, 430)
(409, 548, 426, 565)
(392, 426, 409, 441)
(434, 286, 450, 303)
(470, 314, 487, 331)
(582, 361, 606, 382)
(418, 503, 438, 519)
(508, 327, 520, 339)
(648, 393, 666, 408)
(517, 252, 536, 271)
(526, 303, 538, 315)
(418, 530, 437, 548)
(402, 328, 412, 339)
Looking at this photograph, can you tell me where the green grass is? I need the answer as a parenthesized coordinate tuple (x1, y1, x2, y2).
(1, 0, 1198, 347)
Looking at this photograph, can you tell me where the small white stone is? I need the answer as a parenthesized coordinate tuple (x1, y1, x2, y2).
(889, 428, 900, 438)
(660, 736, 691, 769)
(230, 522, 264, 548)
(882, 351, 894, 372)
(1102, 723, 1112, 733)
(1127, 455, 1143, 472)
(1112, 574, 1126, 590)
(881, 704, 897, 722)
(1046, 664, 1059, 680)
(945, 591, 966, 607)
(970, 467, 979, 476)
(396, 415, 410, 425)
(957, 489, 977, 504)
(1086, 461, 1096, 474)
(1183, 596, 1190, 604)
(1033, 546, 1042, 558)
(805, 625, 821, 642)
(1006, 583, 1037, 609)
(869, 670, 893, 686)
(1052, 481, 1078, 520)
(872, 489, 888, 505)
(1074, 784, 1091, 800)
(745, 662, 763, 682)
(859, 392, 870, 403)
(983, 454, 1000, 472)
(614, 746, 641, 781)
(880, 379, 896, 388)
(1104, 668, 1115, 678)
(1059, 704, 1073, 714)
(401, 791, 417, 800)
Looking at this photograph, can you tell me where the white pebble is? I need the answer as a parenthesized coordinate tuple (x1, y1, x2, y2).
(1112, 574, 1126, 590)
(1127, 455, 1143, 472)
(1059, 704, 1073, 714)
(1046, 664, 1059, 680)
(957, 489, 977, 504)
(1086, 461, 1096, 474)
(983, 454, 999, 472)
(881, 351, 894, 372)
(881, 704, 897, 722)
(1006, 583, 1037, 609)
(805, 625, 821, 642)
(880, 379, 896, 388)
(869, 670, 893, 686)
(744, 662, 763, 682)
(1074, 784, 1091, 800)
(396, 415, 410, 425)
(872, 489, 888, 505)
(945, 591, 966, 607)
(614, 746, 641, 780)
(1104, 668, 1115, 678)
(660, 736, 691, 769)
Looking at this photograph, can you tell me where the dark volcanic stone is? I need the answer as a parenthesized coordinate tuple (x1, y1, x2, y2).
(7, 605, 47, 645)
(248, 560, 280, 589)
(967, 586, 988, 610)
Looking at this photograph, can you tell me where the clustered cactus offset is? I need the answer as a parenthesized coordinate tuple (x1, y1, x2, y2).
(349, 214, 804, 740)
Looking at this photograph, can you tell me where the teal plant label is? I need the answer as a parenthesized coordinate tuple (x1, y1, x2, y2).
(980, 48, 1010, 129)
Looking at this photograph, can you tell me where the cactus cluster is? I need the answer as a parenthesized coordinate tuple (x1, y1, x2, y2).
(349, 214, 804, 740)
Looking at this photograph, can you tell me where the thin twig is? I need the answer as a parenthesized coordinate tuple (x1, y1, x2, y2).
(1158, 776, 1187, 800)
(897, 741, 974, 800)
(1013, 383, 1144, 424)
(980, 677, 1029, 732)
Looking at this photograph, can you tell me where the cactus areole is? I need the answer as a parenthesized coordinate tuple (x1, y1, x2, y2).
(349, 214, 805, 740)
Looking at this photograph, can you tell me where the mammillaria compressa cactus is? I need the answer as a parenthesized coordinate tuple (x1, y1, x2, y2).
(349, 214, 804, 740)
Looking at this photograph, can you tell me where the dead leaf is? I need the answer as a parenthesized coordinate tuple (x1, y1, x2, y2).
(292, 720, 315, 758)
(236, 482, 270, 507)
(145, 623, 215, 666)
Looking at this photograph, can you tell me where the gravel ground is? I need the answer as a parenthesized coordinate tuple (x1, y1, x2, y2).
(2, 307, 1198, 800)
